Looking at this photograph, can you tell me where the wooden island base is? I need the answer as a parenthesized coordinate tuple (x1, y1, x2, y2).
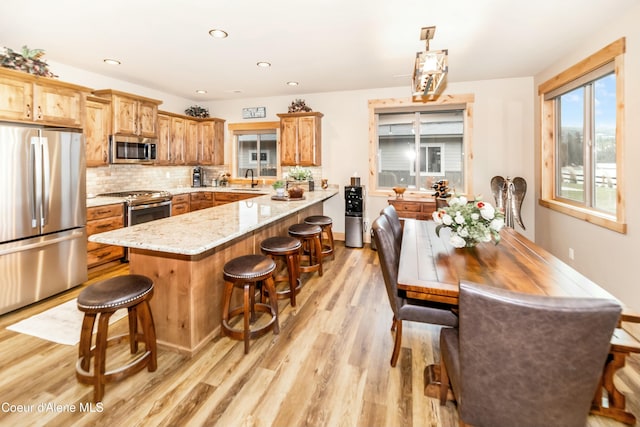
(128, 203, 322, 356)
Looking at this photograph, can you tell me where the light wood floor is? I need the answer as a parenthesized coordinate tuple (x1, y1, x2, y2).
(0, 242, 638, 426)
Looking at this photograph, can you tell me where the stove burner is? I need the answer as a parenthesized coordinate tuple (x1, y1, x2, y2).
(98, 190, 172, 206)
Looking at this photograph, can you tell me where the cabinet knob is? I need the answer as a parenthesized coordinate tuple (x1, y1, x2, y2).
(37, 106, 43, 120)
(25, 104, 31, 118)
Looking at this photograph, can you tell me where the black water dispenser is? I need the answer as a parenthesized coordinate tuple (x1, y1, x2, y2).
(345, 185, 364, 248)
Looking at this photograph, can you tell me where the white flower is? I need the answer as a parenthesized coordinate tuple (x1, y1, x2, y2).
(450, 233, 466, 248)
(458, 196, 468, 205)
(490, 217, 505, 231)
(449, 197, 460, 206)
(480, 204, 495, 220)
(455, 212, 465, 224)
(442, 214, 453, 226)
(471, 213, 480, 221)
(458, 227, 469, 238)
(432, 211, 443, 224)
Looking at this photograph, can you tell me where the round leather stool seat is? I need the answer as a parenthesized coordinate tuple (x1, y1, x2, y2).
(222, 254, 279, 354)
(76, 274, 157, 403)
(261, 236, 302, 307)
(304, 215, 335, 261)
(77, 275, 153, 311)
(288, 223, 323, 276)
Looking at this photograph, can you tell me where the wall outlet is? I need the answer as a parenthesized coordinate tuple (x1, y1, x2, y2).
(568, 248, 575, 260)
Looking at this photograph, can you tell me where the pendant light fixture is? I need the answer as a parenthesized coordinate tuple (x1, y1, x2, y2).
(412, 26, 448, 100)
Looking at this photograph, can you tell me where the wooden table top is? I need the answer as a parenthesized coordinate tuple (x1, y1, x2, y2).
(397, 219, 640, 322)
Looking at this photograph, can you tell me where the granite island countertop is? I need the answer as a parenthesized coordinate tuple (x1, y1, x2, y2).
(89, 189, 338, 256)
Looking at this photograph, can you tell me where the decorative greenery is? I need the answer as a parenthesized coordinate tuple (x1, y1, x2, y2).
(287, 99, 312, 113)
(287, 166, 312, 181)
(0, 45, 57, 78)
(272, 180, 285, 189)
(433, 196, 505, 248)
(185, 105, 209, 118)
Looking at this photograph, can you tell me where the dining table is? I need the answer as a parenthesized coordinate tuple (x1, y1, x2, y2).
(397, 219, 640, 425)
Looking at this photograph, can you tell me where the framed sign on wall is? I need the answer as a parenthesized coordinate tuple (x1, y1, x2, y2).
(242, 107, 266, 119)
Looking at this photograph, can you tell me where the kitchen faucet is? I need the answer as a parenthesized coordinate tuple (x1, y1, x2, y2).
(245, 168, 257, 188)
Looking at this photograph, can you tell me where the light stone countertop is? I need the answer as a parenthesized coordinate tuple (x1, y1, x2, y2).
(89, 189, 338, 256)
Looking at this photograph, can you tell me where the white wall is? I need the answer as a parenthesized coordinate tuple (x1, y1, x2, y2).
(534, 3, 640, 311)
(209, 78, 535, 243)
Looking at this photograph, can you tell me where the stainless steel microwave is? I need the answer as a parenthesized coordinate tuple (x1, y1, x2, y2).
(109, 135, 157, 164)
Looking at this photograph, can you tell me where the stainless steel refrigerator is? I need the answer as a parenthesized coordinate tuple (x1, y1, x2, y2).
(0, 123, 87, 315)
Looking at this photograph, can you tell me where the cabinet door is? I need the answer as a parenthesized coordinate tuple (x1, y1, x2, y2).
(297, 115, 320, 166)
(85, 99, 111, 166)
(280, 117, 298, 166)
(198, 121, 214, 165)
(184, 119, 199, 165)
(112, 95, 138, 135)
(33, 84, 84, 127)
(156, 114, 171, 165)
(138, 100, 158, 137)
(170, 117, 186, 164)
(213, 120, 224, 165)
(0, 75, 33, 121)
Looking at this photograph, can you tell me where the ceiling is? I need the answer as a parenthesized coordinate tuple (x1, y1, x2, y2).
(1, 0, 636, 102)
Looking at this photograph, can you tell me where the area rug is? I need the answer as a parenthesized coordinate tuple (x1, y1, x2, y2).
(6, 299, 127, 346)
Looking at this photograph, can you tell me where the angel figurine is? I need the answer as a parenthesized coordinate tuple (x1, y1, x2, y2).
(490, 176, 526, 230)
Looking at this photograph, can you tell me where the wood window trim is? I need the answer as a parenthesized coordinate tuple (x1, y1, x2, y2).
(538, 38, 626, 234)
(368, 94, 475, 198)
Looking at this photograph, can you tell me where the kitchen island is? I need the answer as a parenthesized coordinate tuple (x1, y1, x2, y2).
(90, 188, 338, 355)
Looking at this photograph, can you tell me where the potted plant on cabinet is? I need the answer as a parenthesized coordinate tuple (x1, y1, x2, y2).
(272, 180, 285, 197)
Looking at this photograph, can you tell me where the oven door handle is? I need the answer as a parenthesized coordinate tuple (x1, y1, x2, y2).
(129, 200, 172, 211)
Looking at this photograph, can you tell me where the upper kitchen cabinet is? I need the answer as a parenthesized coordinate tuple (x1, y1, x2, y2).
(198, 118, 225, 165)
(277, 112, 323, 166)
(156, 113, 171, 165)
(85, 96, 111, 167)
(92, 89, 162, 138)
(0, 67, 89, 128)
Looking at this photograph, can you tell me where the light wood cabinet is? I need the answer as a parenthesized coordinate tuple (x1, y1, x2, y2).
(171, 193, 190, 216)
(190, 192, 214, 211)
(213, 192, 257, 206)
(87, 203, 125, 268)
(387, 197, 436, 221)
(277, 112, 323, 166)
(93, 89, 161, 138)
(85, 96, 111, 167)
(185, 120, 199, 165)
(0, 67, 89, 127)
(170, 116, 186, 164)
(156, 113, 171, 165)
(198, 119, 225, 165)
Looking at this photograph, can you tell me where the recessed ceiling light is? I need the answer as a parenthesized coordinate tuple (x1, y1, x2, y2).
(103, 59, 121, 65)
(286, 81, 299, 86)
(208, 29, 228, 39)
(256, 61, 271, 68)
(195, 89, 207, 94)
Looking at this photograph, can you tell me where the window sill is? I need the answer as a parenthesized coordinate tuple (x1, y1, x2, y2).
(538, 198, 626, 234)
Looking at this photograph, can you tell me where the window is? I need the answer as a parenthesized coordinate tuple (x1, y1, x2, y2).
(369, 95, 474, 196)
(539, 38, 625, 233)
(228, 122, 280, 179)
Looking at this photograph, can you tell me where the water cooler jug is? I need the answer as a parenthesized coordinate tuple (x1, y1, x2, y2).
(345, 185, 365, 248)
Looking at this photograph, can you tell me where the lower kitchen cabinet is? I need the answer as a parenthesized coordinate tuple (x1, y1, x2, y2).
(190, 192, 214, 211)
(172, 193, 190, 216)
(87, 203, 125, 268)
(213, 192, 258, 206)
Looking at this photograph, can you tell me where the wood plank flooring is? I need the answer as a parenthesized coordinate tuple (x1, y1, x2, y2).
(0, 242, 637, 426)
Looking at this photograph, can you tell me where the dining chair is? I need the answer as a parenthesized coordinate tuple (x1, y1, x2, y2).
(371, 215, 458, 367)
(380, 205, 403, 254)
(439, 280, 621, 427)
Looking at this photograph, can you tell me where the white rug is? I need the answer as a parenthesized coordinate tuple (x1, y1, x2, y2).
(6, 299, 127, 346)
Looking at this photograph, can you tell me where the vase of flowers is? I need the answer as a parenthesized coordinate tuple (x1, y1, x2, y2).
(432, 196, 505, 248)
(287, 166, 312, 181)
(272, 180, 285, 197)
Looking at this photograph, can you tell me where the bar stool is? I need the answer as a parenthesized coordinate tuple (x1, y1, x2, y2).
(304, 215, 335, 261)
(76, 274, 157, 403)
(260, 236, 302, 307)
(288, 223, 323, 277)
(221, 254, 279, 354)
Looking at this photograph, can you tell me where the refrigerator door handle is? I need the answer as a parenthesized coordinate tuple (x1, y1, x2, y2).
(0, 229, 85, 256)
(29, 136, 41, 229)
(40, 136, 50, 227)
